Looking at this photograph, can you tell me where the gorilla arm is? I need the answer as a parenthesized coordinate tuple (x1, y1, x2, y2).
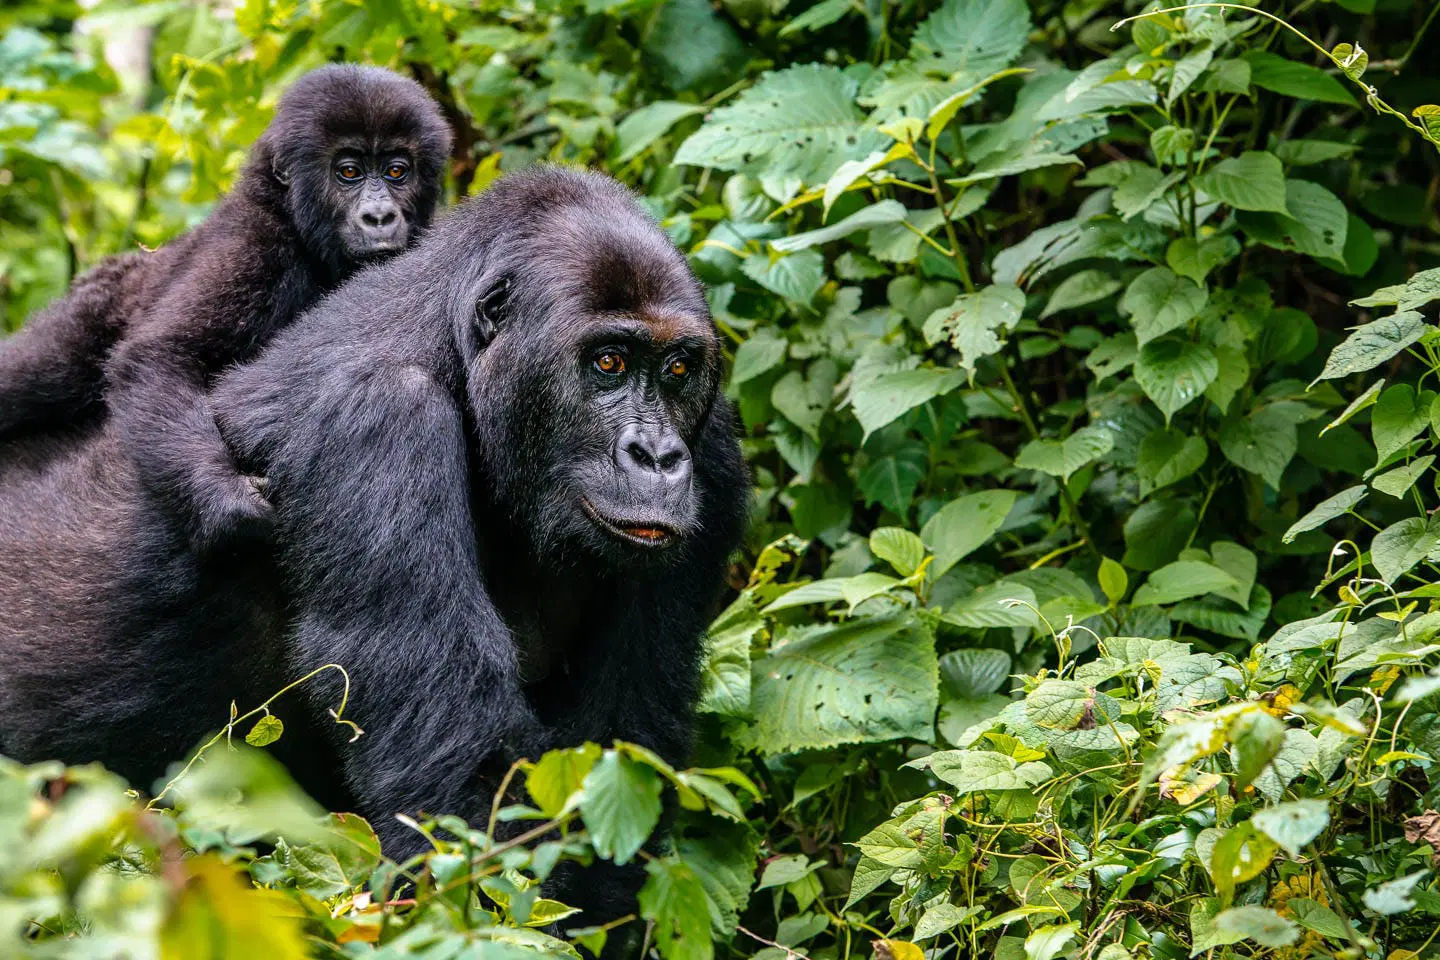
(217, 358, 544, 848)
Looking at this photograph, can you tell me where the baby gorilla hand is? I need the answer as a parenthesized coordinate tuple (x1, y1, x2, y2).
(185, 469, 275, 553)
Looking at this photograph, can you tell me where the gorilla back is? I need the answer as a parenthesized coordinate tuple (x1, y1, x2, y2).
(0, 168, 747, 878)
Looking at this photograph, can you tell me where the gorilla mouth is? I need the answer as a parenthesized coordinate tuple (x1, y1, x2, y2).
(579, 498, 678, 549)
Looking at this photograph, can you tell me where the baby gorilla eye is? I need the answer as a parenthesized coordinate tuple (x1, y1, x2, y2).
(335, 160, 364, 183)
(667, 357, 689, 377)
(594, 351, 625, 376)
(383, 160, 409, 182)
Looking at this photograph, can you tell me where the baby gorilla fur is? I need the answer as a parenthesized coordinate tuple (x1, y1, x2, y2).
(0, 64, 451, 551)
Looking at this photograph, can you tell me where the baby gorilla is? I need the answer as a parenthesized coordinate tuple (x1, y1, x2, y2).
(0, 64, 451, 549)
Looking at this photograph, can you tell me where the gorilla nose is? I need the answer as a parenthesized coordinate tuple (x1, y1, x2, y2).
(357, 200, 400, 233)
(617, 423, 691, 482)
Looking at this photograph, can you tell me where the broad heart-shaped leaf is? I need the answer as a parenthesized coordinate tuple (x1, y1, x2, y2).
(282, 813, 383, 900)
(1244, 50, 1357, 106)
(528, 743, 603, 817)
(1132, 560, 1239, 606)
(1370, 515, 1440, 584)
(870, 527, 926, 576)
(939, 648, 1012, 699)
(580, 751, 664, 865)
(909, 749, 1052, 796)
(1121, 267, 1208, 345)
(1137, 428, 1207, 497)
(1134, 338, 1218, 423)
(1370, 383, 1434, 465)
(1283, 485, 1366, 543)
(1288, 899, 1349, 940)
(1314, 311, 1428, 381)
(1213, 906, 1300, 949)
(245, 714, 283, 747)
(1251, 799, 1329, 855)
(920, 489, 1019, 578)
(730, 330, 787, 385)
(1041, 269, 1122, 318)
(743, 249, 824, 304)
(850, 367, 965, 439)
(1026, 680, 1106, 729)
(739, 615, 938, 754)
(1013, 425, 1113, 481)
(923, 284, 1027, 379)
(770, 359, 837, 441)
(614, 101, 705, 163)
(1372, 456, 1434, 499)
(858, 451, 927, 515)
(674, 64, 887, 183)
(1219, 406, 1298, 490)
(1166, 235, 1237, 284)
(772, 200, 908, 252)
(1193, 151, 1288, 213)
(1236, 179, 1348, 264)
(1331, 41, 1368, 80)
(910, 0, 1031, 76)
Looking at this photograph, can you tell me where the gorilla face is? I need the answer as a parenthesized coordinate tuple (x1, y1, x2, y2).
(327, 146, 421, 258)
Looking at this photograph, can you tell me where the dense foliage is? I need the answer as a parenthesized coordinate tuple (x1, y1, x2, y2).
(4, 0, 1440, 956)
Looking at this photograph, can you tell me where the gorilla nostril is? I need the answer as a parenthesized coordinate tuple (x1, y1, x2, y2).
(360, 206, 399, 230)
(657, 448, 687, 474)
(626, 440, 657, 471)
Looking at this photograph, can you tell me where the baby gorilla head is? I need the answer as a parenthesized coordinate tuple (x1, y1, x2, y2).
(455, 168, 725, 563)
(259, 65, 452, 272)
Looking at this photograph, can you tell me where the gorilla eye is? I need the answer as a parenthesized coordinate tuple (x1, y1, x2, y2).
(666, 357, 689, 378)
(383, 161, 409, 183)
(594, 352, 626, 376)
(335, 160, 364, 183)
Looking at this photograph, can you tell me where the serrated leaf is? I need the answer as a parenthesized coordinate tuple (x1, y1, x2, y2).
(1122, 267, 1209, 345)
(923, 284, 1027, 378)
(1134, 338, 1218, 423)
(1283, 485, 1366, 543)
(913, 749, 1052, 795)
(1013, 425, 1114, 481)
(740, 616, 938, 753)
(580, 752, 663, 865)
(910, 0, 1032, 77)
(730, 330, 787, 385)
(939, 648, 1012, 698)
(1314, 311, 1428, 381)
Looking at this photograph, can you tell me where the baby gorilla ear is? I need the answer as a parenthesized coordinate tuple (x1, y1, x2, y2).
(474, 276, 510, 345)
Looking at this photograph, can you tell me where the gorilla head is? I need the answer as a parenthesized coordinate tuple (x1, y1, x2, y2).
(451, 170, 726, 564)
(258, 65, 452, 269)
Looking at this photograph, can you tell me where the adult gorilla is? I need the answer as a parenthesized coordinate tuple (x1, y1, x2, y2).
(0, 167, 747, 912)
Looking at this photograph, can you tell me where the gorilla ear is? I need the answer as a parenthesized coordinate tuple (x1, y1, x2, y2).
(474, 277, 510, 345)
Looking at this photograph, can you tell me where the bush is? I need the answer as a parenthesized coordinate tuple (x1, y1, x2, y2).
(4, 0, 1440, 956)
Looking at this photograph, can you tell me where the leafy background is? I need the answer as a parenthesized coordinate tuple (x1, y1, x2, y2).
(5, 0, 1440, 957)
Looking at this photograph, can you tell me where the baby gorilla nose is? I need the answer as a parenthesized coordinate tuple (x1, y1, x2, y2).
(617, 421, 691, 483)
(353, 197, 404, 252)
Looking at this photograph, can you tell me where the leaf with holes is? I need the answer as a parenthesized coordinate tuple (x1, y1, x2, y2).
(922, 284, 1026, 379)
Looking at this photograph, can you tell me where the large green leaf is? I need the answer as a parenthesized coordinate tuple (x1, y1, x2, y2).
(1237, 179, 1348, 264)
(1193, 151, 1288, 213)
(772, 200, 908, 252)
(674, 64, 887, 183)
(1132, 560, 1239, 606)
(923, 284, 1027, 378)
(614, 101, 705, 163)
(1122, 267, 1208, 344)
(740, 616, 939, 754)
(921, 490, 1019, 577)
(743, 250, 825, 304)
(580, 752, 663, 865)
(1370, 516, 1440, 584)
(1134, 338, 1218, 422)
(1314, 311, 1428, 381)
(911, 0, 1031, 76)
(1244, 50, 1357, 106)
(850, 368, 965, 439)
(1013, 425, 1114, 480)
(1218, 406, 1298, 489)
(910, 750, 1052, 795)
(639, 858, 713, 960)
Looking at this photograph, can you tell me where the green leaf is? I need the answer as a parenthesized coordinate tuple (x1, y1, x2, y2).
(528, 743, 602, 818)
(870, 527, 926, 577)
(923, 284, 1027, 378)
(1124, 498, 1196, 571)
(1363, 871, 1427, 915)
(743, 250, 825, 304)
(1370, 383, 1434, 465)
(1098, 557, 1128, 606)
(1213, 906, 1299, 949)
(1193, 151, 1288, 213)
(1370, 515, 1440, 584)
(1138, 428, 1208, 497)
(1025, 922, 1080, 960)
(851, 368, 965, 439)
(772, 200, 908, 252)
(1165, 235, 1237, 284)
(1331, 41, 1368, 80)
(1132, 560, 1239, 606)
(699, 598, 761, 718)
(1288, 899, 1349, 940)
(1230, 709, 1284, 790)
(910, 0, 1032, 77)
(950, 151, 1082, 187)
(939, 648, 1012, 698)
(730, 330, 787, 385)
(639, 858, 713, 960)
(1237, 179, 1348, 264)
(245, 715, 284, 748)
(1087, 333, 1138, 382)
(1372, 456, 1433, 499)
(1219, 406, 1298, 490)
(614, 101, 705, 163)
(1122, 267, 1209, 345)
(942, 582, 1039, 629)
(1251, 799, 1328, 855)
(283, 814, 382, 900)
(771, 360, 837, 440)
(1167, 46, 1213, 103)
(1275, 138, 1358, 166)
(921, 490, 1019, 578)
(580, 752, 663, 864)
(858, 452, 927, 514)
(912, 749, 1052, 795)
(1014, 425, 1114, 480)
(1351, 267, 1440, 312)
(1209, 541, 1257, 608)
(1283, 485, 1366, 543)
(1314, 311, 1428, 381)
(1026, 680, 1107, 729)
(1041, 269, 1122, 318)
(1134, 338, 1218, 423)
(1244, 50, 1357, 106)
(740, 616, 938, 754)
(778, 0, 856, 35)
(674, 64, 887, 183)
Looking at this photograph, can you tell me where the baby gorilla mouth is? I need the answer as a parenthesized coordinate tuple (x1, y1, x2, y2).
(580, 497, 678, 549)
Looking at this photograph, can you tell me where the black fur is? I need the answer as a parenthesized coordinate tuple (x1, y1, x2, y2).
(0, 64, 451, 552)
(0, 167, 749, 935)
